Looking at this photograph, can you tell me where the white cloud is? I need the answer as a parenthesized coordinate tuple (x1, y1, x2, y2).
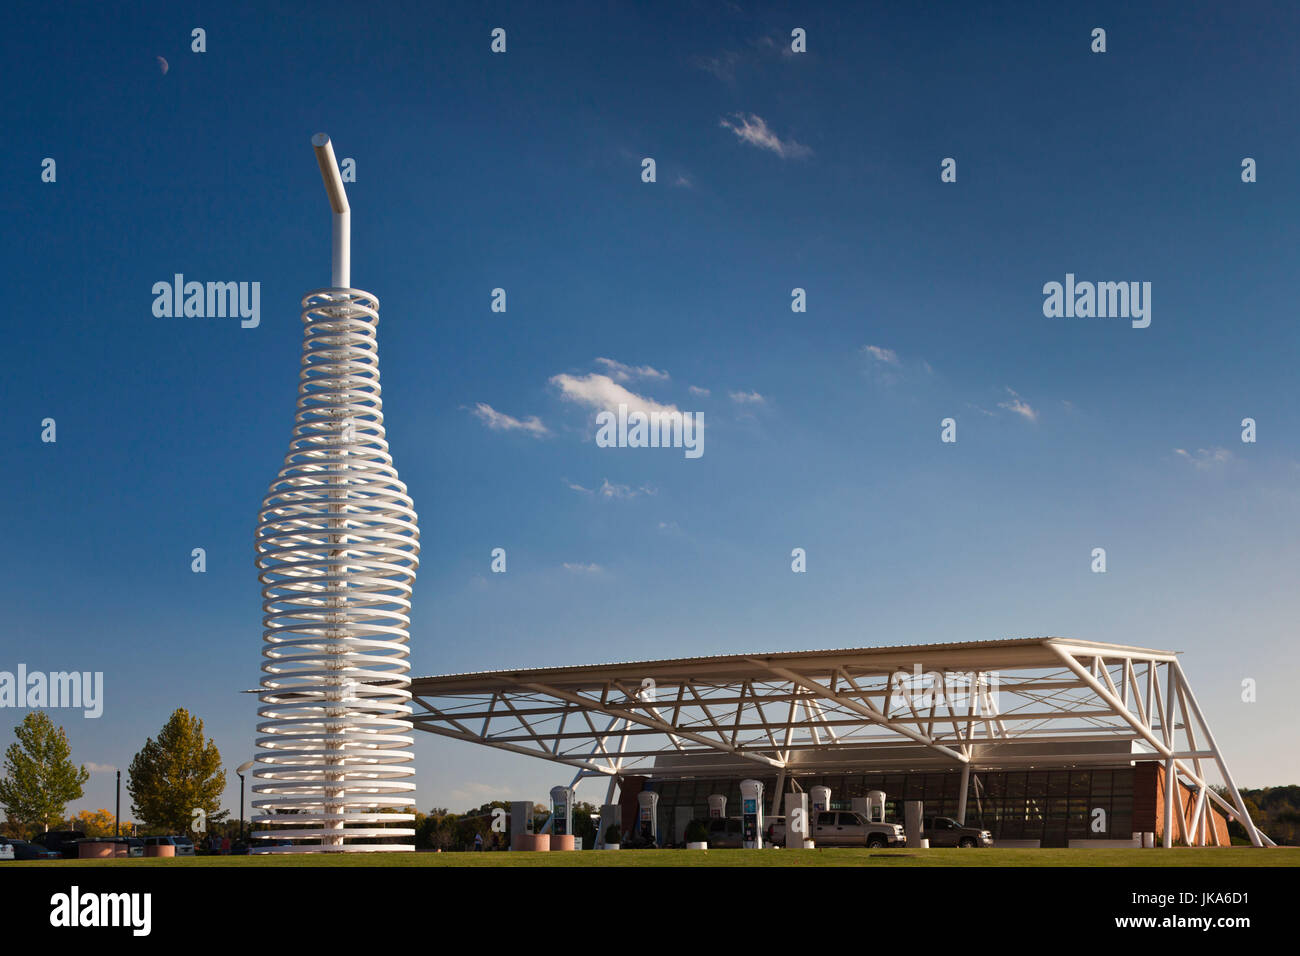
(729, 390, 766, 404)
(567, 477, 655, 499)
(470, 402, 549, 436)
(673, 174, 694, 189)
(688, 385, 711, 398)
(719, 113, 812, 160)
(563, 562, 604, 574)
(599, 478, 656, 499)
(862, 345, 900, 366)
(550, 372, 680, 417)
(594, 357, 670, 383)
(86, 762, 116, 773)
(1174, 447, 1232, 470)
(998, 388, 1039, 423)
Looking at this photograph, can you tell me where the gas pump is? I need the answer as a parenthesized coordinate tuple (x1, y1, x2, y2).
(707, 794, 726, 819)
(810, 785, 831, 816)
(868, 790, 887, 823)
(740, 779, 764, 849)
(636, 791, 659, 846)
(549, 786, 574, 837)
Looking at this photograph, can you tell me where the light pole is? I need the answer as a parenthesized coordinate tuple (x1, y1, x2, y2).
(115, 769, 120, 837)
(236, 761, 255, 842)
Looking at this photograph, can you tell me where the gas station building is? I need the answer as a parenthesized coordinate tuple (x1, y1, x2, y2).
(407, 638, 1271, 848)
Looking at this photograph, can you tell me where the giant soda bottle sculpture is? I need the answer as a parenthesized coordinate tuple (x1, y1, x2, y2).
(251, 134, 419, 852)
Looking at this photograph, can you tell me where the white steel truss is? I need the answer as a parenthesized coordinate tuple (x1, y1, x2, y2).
(406, 638, 1270, 847)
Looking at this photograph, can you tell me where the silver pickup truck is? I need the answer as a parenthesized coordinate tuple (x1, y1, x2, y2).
(768, 810, 907, 848)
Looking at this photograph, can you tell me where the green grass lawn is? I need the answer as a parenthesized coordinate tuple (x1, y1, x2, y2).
(8, 847, 1296, 867)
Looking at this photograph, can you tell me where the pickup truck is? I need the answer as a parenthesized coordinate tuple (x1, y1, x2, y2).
(768, 811, 907, 848)
(922, 815, 993, 847)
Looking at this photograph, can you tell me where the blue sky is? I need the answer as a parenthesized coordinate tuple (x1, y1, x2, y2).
(2, 0, 1299, 822)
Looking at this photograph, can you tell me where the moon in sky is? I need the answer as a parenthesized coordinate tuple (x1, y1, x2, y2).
(156, 55, 169, 75)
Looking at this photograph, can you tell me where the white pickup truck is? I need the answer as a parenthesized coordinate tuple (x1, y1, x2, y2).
(768, 810, 907, 848)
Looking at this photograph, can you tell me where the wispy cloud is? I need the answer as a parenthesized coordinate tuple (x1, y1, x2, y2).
(729, 390, 765, 404)
(860, 344, 931, 387)
(86, 762, 116, 773)
(594, 357, 670, 383)
(719, 113, 812, 160)
(470, 402, 549, 437)
(565, 478, 656, 499)
(998, 388, 1039, 423)
(693, 50, 742, 85)
(1174, 447, 1232, 470)
(550, 372, 680, 418)
(601, 478, 655, 499)
(563, 562, 604, 574)
(694, 33, 799, 85)
(447, 781, 513, 805)
(688, 385, 711, 398)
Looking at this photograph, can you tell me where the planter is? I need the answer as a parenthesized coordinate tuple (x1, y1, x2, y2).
(801, 839, 815, 849)
(78, 841, 116, 859)
(144, 845, 175, 858)
(550, 834, 575, 851)
(685, 841, 708, 850)
(604, 843, 620, 851)
(511, 833, 550, 851)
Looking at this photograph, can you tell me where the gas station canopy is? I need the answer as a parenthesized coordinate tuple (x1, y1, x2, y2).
(404, 636, 1266, 846)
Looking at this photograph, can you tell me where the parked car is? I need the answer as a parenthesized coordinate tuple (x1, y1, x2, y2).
(141, 836, 195, 856)
(1, 838, 60, 861)
(32, 830, 87, 859)
(694, 817, 745, 848)
(246, 838, 293, 852)
(770, 811, 907, 848)
(922, 816, 993, 847)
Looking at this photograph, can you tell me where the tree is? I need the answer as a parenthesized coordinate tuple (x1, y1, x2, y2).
(0, 712, 89, 832)
(127, 708, 228, 835)
(415, 808, 462, 850)
(72, 808, 120, 837)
